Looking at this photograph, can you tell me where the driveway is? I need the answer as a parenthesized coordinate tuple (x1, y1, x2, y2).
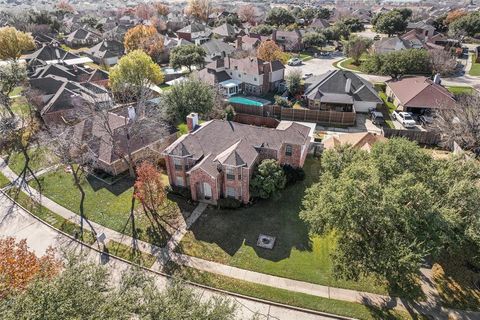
(285, 55, 344, 78)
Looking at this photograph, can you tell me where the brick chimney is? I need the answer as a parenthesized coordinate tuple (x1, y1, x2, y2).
(186, 113, 199, 132)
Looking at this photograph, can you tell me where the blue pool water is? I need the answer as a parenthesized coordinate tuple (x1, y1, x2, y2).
(228, 96, 264, 107)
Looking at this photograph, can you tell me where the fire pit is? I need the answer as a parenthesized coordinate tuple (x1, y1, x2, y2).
(256, 234, 276, 250)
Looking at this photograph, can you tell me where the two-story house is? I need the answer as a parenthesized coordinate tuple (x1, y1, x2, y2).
(196, 56, 285, 96)
(162, 113, 314, 204)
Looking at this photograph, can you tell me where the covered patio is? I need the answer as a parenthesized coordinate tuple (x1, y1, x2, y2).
(220, 79, 243, 97)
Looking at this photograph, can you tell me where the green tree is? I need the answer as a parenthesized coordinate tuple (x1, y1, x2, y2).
(249, 24, 274, 36)
(301, 139, 480, 292)
(250, 159, 286, 199)
(285, 69, 302, 95)
(316, 8, 331, 20)
(340, 17, 365, 33)
(361, 49, 431, 79)
(373, 11, 408, 37)
(109, 50, 164, 100)
(302, 32, 326, 48)
(342, 36, 372, 64)
(0, 255, 237, 319)
(163, 78, 214, 123)
(265, 7, 295, 26)
(449, 12, 480, 38)
(0, 27, 35, 60)
(170, 44, 206, 72)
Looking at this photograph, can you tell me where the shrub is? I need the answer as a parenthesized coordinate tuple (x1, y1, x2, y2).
(282, 164, 305, 185)
(373, 82, 386, 92)
(274, 95, 291, 108)
(250, 159, 286, 199)
(217, 198, 242, 209)
(166, 185, 191, 200)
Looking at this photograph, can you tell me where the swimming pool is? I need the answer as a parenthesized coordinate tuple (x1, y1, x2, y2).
(228, 96, 264, 107)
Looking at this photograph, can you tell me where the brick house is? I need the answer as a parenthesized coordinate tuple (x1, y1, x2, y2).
(162, 113, 314, 204)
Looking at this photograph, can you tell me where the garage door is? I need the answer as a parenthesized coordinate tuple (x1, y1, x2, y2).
(354, 101, 378, 113)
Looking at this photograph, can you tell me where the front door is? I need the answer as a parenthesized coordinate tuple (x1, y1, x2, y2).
(203, 182, 212, 200)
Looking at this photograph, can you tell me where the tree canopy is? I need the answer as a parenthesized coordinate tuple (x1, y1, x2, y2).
(257, 40, 283, 62)
(162, 78, 215, 123)
(361, 49, 431, 79)
(124, 25, 165, 62)
(265, 7, 295, 26)
(170, 44, 206, 72)
(250, 159, 286, 199)
(449, 11, 480, 38)
(109, 50, 164, 99)
(301, 139, 480, 291)
(342, 36, 372, 64)
(0, 27, 35, 60)
(373, 11, 408, 36)
(302, 32, 326, 48)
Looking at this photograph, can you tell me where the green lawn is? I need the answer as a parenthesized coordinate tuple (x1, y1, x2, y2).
(166, 262, 426, 320)
(5, 188, 96, 244)
(177, 158, 388, 295)
(11, 97, 32, 116)
(379, 92, 396, 114)
(447, 86, 475, 95)
(32, 168, 195, 247)
(469, 55, 480, 76)
(106, 240, 157, 268)
(338, 58, 362, 71)
(6, 147, 57, 176)
(378, 91, 396, 129)
(0, 172, 10, 188)
(159, 83, 173, 91)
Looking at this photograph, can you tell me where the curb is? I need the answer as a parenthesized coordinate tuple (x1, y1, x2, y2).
(1, 189, 356, 320)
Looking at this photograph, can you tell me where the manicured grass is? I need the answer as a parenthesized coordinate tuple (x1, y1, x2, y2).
(159, 83, 173, 91)
(447, 86, 475, 95)
(106, 240, 157, 268)
(31, 168, 195, 247)
(469, 55, 480, 76)
(432, 252, 480, 311)
(298, 52, 313, 61)
(338, 58, 362, 71)
(166, 262, 425, 320)
(6, 147, 57, 176)
(378, 91, 396, 129)
(4, 188, 96, 245)
(11, 97, 32, 116)
(0, 172, 10, 188)
(177, 158, 388, 295)
(379, 92, 396, 114)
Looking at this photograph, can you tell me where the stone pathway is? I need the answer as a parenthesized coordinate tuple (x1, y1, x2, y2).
(1, 160, 479, 319)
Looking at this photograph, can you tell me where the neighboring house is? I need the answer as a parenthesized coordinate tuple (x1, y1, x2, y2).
(64, 27, 102, 48)
(176, 22, 212, 45)
(196, 56, 285, 96)
(303, 70, 382, 113)
(371, 36, 410, 54)
(159, 36, 192, 63)
(235, 34, 261, 51)
(308, 18, 330, 30)
(372, 30, 443, 54)
(212, 23, 244, 42)
(201, 39, 236, 62)
(385, 76, 456, 114)
(406, 21, 436, 38)
(166, 12, 189, 32)
(162, 113, 314, 204)
(29, 75, 111, 125)
(75, 105, 177, 176)
(84, 39, 125, 66)
(273, 30, 303, 52)
(25, 44, 80, 70)
(323, 132, 386, 151)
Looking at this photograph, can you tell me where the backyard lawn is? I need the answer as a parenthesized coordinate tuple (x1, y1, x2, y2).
(31, 168, 195, 247)
(177, 157, 389, 295)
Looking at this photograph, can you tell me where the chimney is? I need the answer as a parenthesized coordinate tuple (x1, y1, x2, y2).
(128, 106, 136, 122)
(433, 73, 441, 85)
(186, 113, 198, 132)
(235, 36, 242, 49)
(345, 78, 352, 93)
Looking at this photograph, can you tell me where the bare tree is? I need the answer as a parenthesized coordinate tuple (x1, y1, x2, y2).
(429, 49, 457, 76)
(41, 125, 98, 242)
(431, 94, 480, 156)
(237, 4, 258, 25)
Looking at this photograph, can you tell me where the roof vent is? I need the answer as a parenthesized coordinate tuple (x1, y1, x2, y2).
(345, 78, 352, 93)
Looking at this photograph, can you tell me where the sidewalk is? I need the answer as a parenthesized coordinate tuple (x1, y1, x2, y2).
(1, 159, 478, 319)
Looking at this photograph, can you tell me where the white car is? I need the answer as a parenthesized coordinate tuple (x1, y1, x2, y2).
(287, 58, 302, 66)
(392, 111, 416, 128)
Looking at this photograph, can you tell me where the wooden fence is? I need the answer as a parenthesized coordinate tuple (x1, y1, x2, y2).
(231, 103, 356, 126)
(233, 114, 280, 128)
(382, 128, 440, 145)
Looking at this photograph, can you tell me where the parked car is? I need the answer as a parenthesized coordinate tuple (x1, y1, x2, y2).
(392, 111, 416, 128)
(287, 58, 302, 66)
(419, 115, 434, 126)
(373, 35, 381, 41)
(369, 110, 385, 125)
(319, 51, 331, 57)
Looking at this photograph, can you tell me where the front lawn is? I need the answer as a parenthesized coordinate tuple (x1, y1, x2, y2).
(31, 168, 195, 247)
(9, 86, 23, 97)
(177, 157, 388, 295)
(338, 58, 362, 71)
(6, 147, 57, 176)
(0, 172, 10, 188)
(469, 55, 480, 76)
